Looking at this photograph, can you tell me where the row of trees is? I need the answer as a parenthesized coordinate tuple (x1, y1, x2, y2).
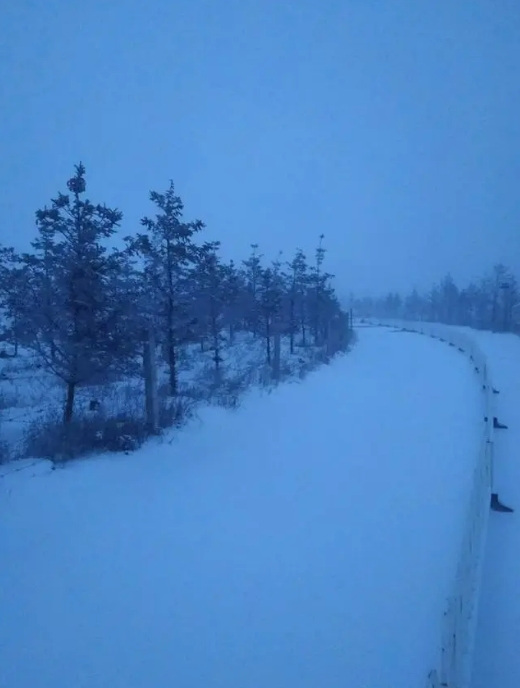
(354, 265, 520, 331)
(0, 164, 350, 426)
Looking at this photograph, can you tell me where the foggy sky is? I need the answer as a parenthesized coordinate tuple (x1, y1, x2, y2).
(1, 0, 519, 298)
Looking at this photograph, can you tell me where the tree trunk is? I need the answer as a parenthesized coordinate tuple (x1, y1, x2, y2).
(212, 321, 222, 386)
(168, 336, 177, 396)
(144, 329, 159, 434)
(212, 334, 220, 370)
(314, 313, 320, 345)
(63, 380, 76, 424)
(503, 294, 510, 332)
(210, 295, 220, 372)
(166, 282, 177, 395)
(272, 331, 281, 381)
(491, 293, 498, 329)
(289, 295, 295, 354)
(166, 300, 177, 395)
(265, 317, 271, 364)
(12, 314, 19, 356)
(323, 320, 330, 345)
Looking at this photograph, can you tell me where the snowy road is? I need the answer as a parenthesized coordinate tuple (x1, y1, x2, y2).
(466, 330, 520, 688)
(0, 327, 482, 688)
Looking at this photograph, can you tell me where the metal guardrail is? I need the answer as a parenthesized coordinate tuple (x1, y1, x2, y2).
(371, 320, 493, 688)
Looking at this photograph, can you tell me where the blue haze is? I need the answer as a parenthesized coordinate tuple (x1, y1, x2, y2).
(1, 0, 519, 297)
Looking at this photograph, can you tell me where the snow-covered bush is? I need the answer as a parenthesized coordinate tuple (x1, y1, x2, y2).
(24, 410, 148, 463)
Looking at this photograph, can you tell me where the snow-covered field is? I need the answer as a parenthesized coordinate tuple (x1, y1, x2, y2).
(0, 327, 482, 688)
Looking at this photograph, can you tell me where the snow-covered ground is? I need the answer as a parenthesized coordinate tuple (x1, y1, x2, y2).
(455, 329, 520, 688)
(0, 327, 482, 688)
(0, 332, 325, 460)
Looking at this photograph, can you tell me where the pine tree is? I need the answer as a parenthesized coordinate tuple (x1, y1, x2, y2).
(271, 251, 287, 330)
(221, 259, 243, 343)
(308, 235, 334, 344)
(439, 274, 459, 324)
(136, 181, 204, 395)
(259, 266, 283, 364)
(488, 264, 510, 329)
(288, 248, 308, 351)
(242, 244, 263, 336)
(197, 241, 225, 374)
(0, 247, 32, 355)
(24, 163, 127, 422)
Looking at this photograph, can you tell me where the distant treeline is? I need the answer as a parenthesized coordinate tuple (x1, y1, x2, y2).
(354, 266, 520, 332)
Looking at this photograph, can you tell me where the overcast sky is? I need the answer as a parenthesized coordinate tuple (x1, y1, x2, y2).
(1, 0, 519, 298)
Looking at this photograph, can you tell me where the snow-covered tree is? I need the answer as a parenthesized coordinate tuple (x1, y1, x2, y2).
(258, 266, 283, 364)
(242, 244, 263, 337)
(135, 181, 204, 395)
(287, 248, 309, 351)
(221, 259, 243, 343)
(23, 163, 129, 422)
(0, 247, 33, 354)
(196, 241, 225, 373)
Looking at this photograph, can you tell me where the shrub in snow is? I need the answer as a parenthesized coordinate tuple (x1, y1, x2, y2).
(24, 411, 148, 463)
(0, 438, 10, 465)
(157, 392, 195, 429)
(22, 388, 198, 463)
